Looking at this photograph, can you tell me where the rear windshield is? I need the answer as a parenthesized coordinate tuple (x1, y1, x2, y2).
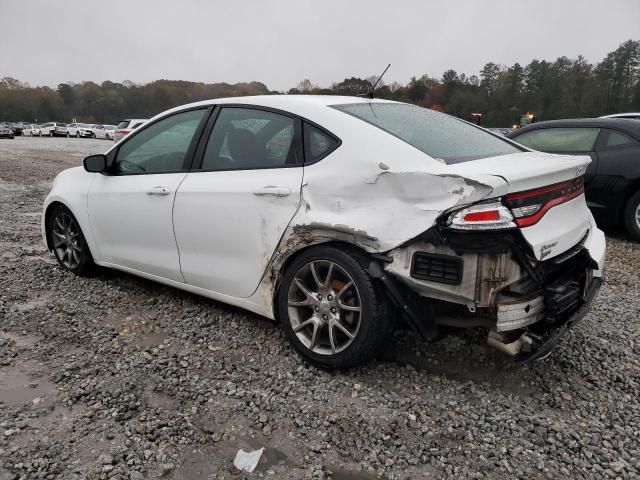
(332, 103, 522, 164)
(117, 120, 130, 129)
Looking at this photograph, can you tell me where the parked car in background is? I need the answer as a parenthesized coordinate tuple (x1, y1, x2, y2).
(0, 124, 15, 139)
(23, 124, 42, 136)
(10, 123, 25, 136)
(41, 122, 68, 137)
(600, 113, 640, 120)
(114, 119, 147, 142)
(93, 124, 117, 140)
(507, 118, 640, 240)
(67, 123, 94, 138)
(42, 96, 605, 368)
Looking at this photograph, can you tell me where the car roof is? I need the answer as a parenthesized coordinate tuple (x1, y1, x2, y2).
(508, 118, 640, 139)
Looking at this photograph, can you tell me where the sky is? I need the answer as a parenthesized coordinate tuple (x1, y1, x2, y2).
(2, 0, 639, 91)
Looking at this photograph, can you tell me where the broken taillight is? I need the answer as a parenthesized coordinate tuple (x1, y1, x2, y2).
(448, 202, 516, 230)
(504, 177, 584, 228)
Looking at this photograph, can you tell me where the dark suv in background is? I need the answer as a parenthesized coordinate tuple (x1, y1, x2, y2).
(508, 118, 640, 240)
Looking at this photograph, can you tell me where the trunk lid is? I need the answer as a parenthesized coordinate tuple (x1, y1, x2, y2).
(443, 151, 593, 261)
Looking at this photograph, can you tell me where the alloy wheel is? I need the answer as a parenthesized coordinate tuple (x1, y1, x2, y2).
(287, 260, 362, 355)
(52, 211, 82, 269)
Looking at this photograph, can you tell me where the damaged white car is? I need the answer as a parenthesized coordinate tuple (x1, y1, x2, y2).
(42, 96, 605, 368)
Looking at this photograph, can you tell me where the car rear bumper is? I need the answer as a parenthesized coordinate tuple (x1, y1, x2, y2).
(513, 275, 602, 363)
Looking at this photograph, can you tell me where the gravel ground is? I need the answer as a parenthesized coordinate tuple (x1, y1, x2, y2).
(0, 136, 639, 480)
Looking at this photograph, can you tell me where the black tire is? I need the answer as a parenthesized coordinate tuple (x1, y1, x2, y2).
(76, 132, 80, 138)
(277, 245, 391, 369)
(47, 204, 94, 276)
(623, 190, 640, 242)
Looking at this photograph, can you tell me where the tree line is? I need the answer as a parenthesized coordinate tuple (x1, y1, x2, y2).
(1, 40, 638, 127)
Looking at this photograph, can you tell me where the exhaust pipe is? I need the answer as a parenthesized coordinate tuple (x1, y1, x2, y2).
(487, 330, 534, 356)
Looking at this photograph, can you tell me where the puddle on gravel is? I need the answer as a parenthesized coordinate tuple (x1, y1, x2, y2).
(0, 364, 55, 406)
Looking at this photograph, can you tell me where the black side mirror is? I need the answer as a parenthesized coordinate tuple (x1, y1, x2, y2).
(83, 154, 107, 173)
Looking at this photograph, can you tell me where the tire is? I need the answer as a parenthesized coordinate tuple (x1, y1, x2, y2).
(92, 132, 96, 139)
(47, 204, 94, 276)
(76, 132, 80, 138)
(277, 245, 391, 369)
(623, 190, 640, 242)
(49, 131, 53, 137)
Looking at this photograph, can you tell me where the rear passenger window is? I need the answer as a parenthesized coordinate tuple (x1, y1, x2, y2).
(514, 128, 601, 152)
(599, 129, 638, 149)
(303, 123, 339, 164)
(201, 107, 301, 171)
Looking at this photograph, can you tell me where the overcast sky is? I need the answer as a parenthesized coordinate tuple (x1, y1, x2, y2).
(2, 0, 639, 91)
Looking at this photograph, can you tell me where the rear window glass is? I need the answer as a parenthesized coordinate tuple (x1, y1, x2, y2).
(514, 128, 600, 152)
(601, 129, 637, 149)
(331, 103, 521, 164)
(117, 121, 130, 129)
(304, 123, 339, 163)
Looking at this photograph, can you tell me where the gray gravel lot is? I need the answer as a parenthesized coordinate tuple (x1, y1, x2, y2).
(0, 136, 639, 480)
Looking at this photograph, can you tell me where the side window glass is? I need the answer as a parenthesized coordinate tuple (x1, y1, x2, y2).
(514, 128, 600, 152)
(201, 108, 300, 170)
(304, 123, 339, 163)
(114, 109, 206, 174)
(600, 129, 638, 149)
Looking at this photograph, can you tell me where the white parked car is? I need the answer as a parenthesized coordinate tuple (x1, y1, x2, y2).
(42, 96, 605, 368)
(114, 118, 147, 142)
(40, 122, 68, 137)
(67, 123, 94, 138)
(23, 124, 42, 136)
(93, 124, 117, 140)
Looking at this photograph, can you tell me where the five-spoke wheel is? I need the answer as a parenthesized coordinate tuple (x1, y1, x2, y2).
(278, 246, 390, 369)
(48, 205, 94, 275)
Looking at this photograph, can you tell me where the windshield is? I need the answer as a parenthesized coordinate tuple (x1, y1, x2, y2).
(332, 103, 522, 164)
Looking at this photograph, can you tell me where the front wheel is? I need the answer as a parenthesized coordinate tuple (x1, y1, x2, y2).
(624, 191, 640, 242)
(48, 205, 94, 275)
(277, 245, 390, 369)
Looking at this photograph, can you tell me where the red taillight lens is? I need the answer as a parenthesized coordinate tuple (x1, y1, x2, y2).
(463, 210, 500, 222)
(116, 130, 129, 135)
(505, 177, 584, 228)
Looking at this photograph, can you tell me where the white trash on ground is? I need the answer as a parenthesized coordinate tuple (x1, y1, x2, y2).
(233, 448, 264, 473)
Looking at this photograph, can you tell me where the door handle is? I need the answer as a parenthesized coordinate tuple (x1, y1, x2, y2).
(252, 186, 291, 197)
(147, 186, 171, 196)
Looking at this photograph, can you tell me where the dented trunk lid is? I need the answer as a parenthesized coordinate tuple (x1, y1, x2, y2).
(442, 151, 593, 261)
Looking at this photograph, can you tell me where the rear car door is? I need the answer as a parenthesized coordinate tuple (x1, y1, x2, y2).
(173, 106, 304, 298)
(87, 107, 209, 281)
(512, 127, 601, 185)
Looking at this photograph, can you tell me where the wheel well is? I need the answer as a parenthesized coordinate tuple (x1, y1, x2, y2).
(271, 240, 373, 322)
(621, 181, 640, 221)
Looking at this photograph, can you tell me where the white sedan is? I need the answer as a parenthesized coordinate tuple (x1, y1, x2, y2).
(42, 96, 605, 368)
(93, 124, 117, 140)
(23, 124, 42, 136)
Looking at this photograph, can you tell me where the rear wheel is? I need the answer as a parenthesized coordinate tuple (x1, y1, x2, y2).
(48, 205, 94, 275)
(624, 191, 640, 242)
(277, 245, 390, 369)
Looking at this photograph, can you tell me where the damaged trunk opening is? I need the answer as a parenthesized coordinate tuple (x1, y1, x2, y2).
(382, 225, 602, 362)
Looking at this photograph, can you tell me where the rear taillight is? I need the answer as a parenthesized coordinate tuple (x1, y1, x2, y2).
(448, 202, 516, 231)
(504, 177, 584, 228)
(116, 130, 129, 135)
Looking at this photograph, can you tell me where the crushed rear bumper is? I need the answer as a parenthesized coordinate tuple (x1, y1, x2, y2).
(514, 275, 602, 363)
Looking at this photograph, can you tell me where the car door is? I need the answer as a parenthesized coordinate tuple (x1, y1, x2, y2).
(173, 106, 304, 298)
(591, 128, 640, 223)
(87, 107, 210, 281)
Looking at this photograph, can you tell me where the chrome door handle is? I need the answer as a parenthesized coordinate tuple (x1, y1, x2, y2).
(147, 186, 171, 196)
(252, 186, 291, 197)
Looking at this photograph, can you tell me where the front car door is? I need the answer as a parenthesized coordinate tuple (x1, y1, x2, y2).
(87, 107, 209, 281)
(173, 106, 304, 298)
(591, 128, 640, 224)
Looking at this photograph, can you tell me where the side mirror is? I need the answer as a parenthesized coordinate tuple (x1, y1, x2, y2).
(83, 154, 107, 173)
